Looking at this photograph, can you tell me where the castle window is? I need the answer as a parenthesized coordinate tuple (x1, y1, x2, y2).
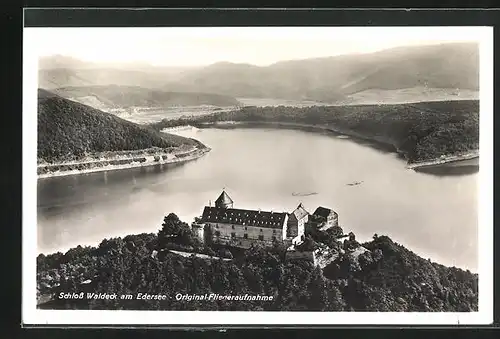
(244, 233, 248, 239)
(232, 225, 235, 230)
(260, 229, 263, 232)
(273, 229, 276, 234)
(272, 236, 276, 241)
(215, 231, 220, 237)
(258, 235, 264, 241)
(231, 232, 236, 238)
(244, 226, 247, 230)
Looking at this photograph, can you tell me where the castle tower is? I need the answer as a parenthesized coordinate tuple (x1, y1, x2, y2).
(215, 190, 234, 209)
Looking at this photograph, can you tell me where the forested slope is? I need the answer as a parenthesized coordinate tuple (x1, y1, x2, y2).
(152, 100, 479, 163)
(37, 89, 199, 163)
(37, 213, 478, 312)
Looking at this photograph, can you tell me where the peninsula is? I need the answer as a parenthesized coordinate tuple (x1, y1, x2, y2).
(37, 89, 210, 178)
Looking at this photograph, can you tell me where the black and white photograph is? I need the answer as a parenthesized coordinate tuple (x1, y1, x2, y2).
(23, 24, 493, 325)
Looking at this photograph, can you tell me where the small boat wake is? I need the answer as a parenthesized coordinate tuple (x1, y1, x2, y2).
(292, 192, 318, 197)
(346, 180, 364, 186)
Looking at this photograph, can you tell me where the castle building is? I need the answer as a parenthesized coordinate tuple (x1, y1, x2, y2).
(195, 190, 306, 249)
(311, 206, 339, 231)
(287, 203, 309, 241)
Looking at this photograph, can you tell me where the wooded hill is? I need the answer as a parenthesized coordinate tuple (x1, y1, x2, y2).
(37, 213, 478, 312)
(152, 100, 479, 164)
(37, 89, 201, 163)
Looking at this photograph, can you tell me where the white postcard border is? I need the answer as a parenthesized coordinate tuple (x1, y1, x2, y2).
(22, 26, 494, 326)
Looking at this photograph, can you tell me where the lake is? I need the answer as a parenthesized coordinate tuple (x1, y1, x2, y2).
(37, 128, 478, 271)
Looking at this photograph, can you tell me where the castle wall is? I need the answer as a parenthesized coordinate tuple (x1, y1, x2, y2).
(297, 218, 306, 238)
(323, 213, 338, 228)
(285, 247, 338, 267)
(191, 223, 205, 243)
(209, 236, 267, 249)
(206, 219, 287, 248)
(287, 215, 307, 238)
(284, 234, 303, 248)
(287, 216, 298, 237)
(285, 250, 317, 264)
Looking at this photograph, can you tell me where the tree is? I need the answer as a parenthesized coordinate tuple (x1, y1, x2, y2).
(158, 213, 193, 248)
(307, 266, 329, 311)
(326, 225, 340, 236)
(36, 213, 479, 312)
(218, 248, 233, 259)
(270, 238, 287, 256)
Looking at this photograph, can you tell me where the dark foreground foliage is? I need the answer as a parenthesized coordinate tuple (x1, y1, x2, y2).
(151, 100, 479, 163)
(37, 89, 199, 163)
(37, 213, 478, 312)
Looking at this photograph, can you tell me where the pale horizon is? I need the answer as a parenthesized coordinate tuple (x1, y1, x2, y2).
(30, 27, 482, 68)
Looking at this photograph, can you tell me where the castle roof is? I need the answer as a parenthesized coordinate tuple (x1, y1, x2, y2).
(290, 203, 309, 220)
(313, 206, 337, 219)
(201, 206, 287, 229)
(215, 190, 233, 206)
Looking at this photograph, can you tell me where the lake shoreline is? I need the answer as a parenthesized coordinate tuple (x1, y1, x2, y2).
(194, 121, 478, 170)
(37, 146, 211, 179)
(406, 151, 479, 169)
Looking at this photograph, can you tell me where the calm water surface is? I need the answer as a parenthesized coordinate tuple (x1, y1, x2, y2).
(37, 128, 478, 271)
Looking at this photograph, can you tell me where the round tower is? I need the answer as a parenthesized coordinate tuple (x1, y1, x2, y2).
(215, 190, 234, 209)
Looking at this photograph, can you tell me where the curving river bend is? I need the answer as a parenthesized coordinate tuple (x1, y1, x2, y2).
(37, 128, 478, 271)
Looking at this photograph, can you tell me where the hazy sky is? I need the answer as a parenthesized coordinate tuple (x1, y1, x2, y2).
(29, 27, 483, 67)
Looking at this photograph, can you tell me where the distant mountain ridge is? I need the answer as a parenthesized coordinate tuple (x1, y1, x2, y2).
(39, 67, 187, 90)
(39, 42, 479, 104)
(38, 55, 195, 90)
(164, 42, 479, 102)
(37, 89, 200, 163)
(39, 55, 196, 73)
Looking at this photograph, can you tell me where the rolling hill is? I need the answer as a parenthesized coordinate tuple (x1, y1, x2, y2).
(38, 55, 193, 89)
(49, 85, 241, 112)
(152, 99, 480, 164)
(39, 68, 189, 91)
(37, 89, 201, 163)
(164, 43, 479, 103)
(39, 43, 479, 105)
